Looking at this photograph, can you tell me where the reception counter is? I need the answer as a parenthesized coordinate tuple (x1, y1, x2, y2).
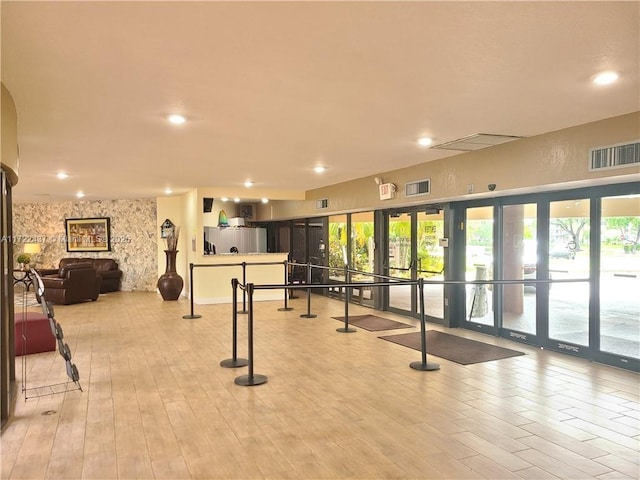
(190, 252, 289, 304)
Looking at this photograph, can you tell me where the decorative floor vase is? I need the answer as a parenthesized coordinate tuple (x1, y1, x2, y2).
(157, 250, 183, 301)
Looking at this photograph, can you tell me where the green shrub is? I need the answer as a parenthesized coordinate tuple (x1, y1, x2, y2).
(16, 254, 31, 264)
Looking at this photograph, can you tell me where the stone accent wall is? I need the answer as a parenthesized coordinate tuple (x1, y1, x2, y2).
(12, 198, 157, 291)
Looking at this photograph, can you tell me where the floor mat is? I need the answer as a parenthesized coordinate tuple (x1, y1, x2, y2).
(378, 330, 525, 364)
(332, 314, 414, 331)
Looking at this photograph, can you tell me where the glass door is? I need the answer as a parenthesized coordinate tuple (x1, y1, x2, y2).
(387, 211, 414, 314)
(548, 199, 590, 349)
(351, 212, 375, 307)
(417, 209, 445, 320)
(465, 206, 494, 327)
(328, 214, 348, 299)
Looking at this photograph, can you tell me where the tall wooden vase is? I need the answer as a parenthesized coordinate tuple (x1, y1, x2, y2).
(157, 249, 183, 300)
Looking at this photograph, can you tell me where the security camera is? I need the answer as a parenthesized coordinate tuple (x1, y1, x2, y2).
(488, 184, 496, 191)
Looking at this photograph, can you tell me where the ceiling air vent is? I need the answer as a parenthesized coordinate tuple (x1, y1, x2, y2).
(432, 133, 523, 151)
(316, 198, 328, 209)
(406, 179, 430, 197)
(589, 140, 640, 171)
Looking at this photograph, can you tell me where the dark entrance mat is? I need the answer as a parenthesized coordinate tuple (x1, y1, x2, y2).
(332, 314, 414, 332)
(378, 330, 525, 365)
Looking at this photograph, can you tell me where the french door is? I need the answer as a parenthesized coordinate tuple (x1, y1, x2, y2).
(385, 207, 445, 321)
(387, 211, 414, 314)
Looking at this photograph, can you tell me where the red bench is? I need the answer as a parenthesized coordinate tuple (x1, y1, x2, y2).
(14, 312, 56, 356)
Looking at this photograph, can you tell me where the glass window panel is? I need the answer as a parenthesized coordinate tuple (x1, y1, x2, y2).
(351, 212, 374, 274)
(328, 215, 348, 273)
(600, 195, 640, 358)
(502, 204, 537, 334)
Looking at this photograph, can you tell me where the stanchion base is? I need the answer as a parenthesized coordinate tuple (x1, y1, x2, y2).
(336, 327, 357, 333)
(234, 374, 268, 386)
(278, 307, 294, 311)
(410, 361, 440, 371)
(300, 314, 317, 318)
(183, 314, 202, 319)
(220, 358, 248, 368)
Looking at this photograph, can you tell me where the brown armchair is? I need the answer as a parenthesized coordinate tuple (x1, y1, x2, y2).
(39, 262, 101, 305)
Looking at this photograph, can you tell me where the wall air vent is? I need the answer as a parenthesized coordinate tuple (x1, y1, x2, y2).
(432, 133, 523, 151)
(589, 140, 640, 171)
(316, 198, 328, 209)
(405, 179, 430, 197)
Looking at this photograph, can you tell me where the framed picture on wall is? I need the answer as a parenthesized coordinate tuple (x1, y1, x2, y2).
(241, 204, 253, 219)
(65, 217, 111, 252)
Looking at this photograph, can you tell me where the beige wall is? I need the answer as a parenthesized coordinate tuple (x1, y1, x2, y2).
(258, 112, 640, 220)
(190, 252, 288, 304)
(1, 83, 19, 185)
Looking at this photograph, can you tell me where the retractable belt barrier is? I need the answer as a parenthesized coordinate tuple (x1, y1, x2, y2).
(202, 262, 572, 386)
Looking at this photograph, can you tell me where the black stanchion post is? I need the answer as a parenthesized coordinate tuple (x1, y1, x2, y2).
(238, 262, 248, 314)
(289, 260, 299, 299)
(235, 283, 268, 386)
(410, 278, 440, 371)
(220, 278, 248, 368)
(183, 263, 202, 319)
(278, 260, 293, 311)
(300, 261, 317, 318)
(337, 264, 356, 333)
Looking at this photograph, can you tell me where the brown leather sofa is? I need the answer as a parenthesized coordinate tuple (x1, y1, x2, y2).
(39, 257, 122, 293)
(38, 262, 101, 305)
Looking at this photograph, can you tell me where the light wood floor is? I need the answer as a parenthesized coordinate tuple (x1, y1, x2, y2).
(2, 291, 639, 479)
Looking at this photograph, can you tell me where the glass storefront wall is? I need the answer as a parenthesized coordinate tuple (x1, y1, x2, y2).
(275, 184, 638, 371)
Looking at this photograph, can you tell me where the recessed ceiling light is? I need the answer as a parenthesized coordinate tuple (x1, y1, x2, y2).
(76, 191, 85, 198)
(164, 188, 173, 195)
(314, 166, 326, 174)
(261, 198, 269, 204)
(167, 114, 186, 125)
(233, 197, 240, 203)
(417, 137, 433, 147)
(57, 172, 69, 180)
(221, 197, 229, 202)
(593, 71, 619, 85)
(244, 180, 253, 187)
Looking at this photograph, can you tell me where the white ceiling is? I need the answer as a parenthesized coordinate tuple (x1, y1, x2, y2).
(2, 1, 639, 204)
